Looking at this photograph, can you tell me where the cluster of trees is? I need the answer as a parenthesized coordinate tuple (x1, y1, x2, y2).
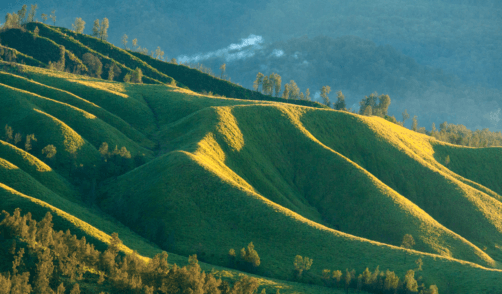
(319, 265, 438, 294)
(222, 234, 438, 294)
(0, 47, 18, 63)
(0, 208, 279, 294)
(92, 18, 109, 41)
(80, 52, 142, 83)
(3, 125, 57, 161)
(228, 242, 261, 274)
(0, 206, 437, 294)
(252, 72, 351, 110)
(47, 45, 66, 72)
(2, 4, 38, 29)
(394, 110, 502, 148)
(71, 142, 145, 204)
(1, 4, 55, 29)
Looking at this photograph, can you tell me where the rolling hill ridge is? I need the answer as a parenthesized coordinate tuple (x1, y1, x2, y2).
(0, 23, 502, 293)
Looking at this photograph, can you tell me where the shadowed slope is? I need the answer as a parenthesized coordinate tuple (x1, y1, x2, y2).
(99, 100, 502, 292)
(299, 111, 502, 261)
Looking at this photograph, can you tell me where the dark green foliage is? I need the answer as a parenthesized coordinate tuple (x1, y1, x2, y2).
(384, 115, 398, 124)
(359, 92, 391, 117)
(4, 124, 13, 142)
(320, 265, 435, 294)
(0, 208, 270, 294)
(82, 53, 102, 78)
(427, 122, 502, 147)
(123, 73, 131, 83)
(131, 67, 142, 83)
(106, 62, 122, 81)
(24, 134, 36, 152)
(240, 242, 260, 268)
(293, 255, 313, 279)
(333, 91, 346, 110)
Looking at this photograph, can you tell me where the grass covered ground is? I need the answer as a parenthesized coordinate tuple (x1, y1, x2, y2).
(1, 58, 502, 293)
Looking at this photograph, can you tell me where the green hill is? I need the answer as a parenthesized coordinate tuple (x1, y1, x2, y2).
(1, 23, 502, 293)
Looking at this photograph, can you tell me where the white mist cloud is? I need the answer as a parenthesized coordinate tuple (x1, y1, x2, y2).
(270, 49, 284, 58)
(313, 91, 321, 102)
(177, 34, 264, 63)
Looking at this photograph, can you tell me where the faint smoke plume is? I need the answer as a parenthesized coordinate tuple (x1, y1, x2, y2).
(485, 108, 501, 126)
(177, 34, 264, 63)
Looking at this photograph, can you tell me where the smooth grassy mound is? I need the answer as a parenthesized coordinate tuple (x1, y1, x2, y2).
(99, 99, 502, 292)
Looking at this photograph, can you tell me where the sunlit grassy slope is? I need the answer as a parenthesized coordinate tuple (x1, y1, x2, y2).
(2, 63, 502, 293)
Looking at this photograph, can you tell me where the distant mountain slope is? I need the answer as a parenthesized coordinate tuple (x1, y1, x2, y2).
(1, 57, 502, 292)
(199, 34, 502, 133)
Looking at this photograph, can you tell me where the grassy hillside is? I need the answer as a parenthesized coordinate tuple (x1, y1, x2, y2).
(1, 38, 502, 292)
